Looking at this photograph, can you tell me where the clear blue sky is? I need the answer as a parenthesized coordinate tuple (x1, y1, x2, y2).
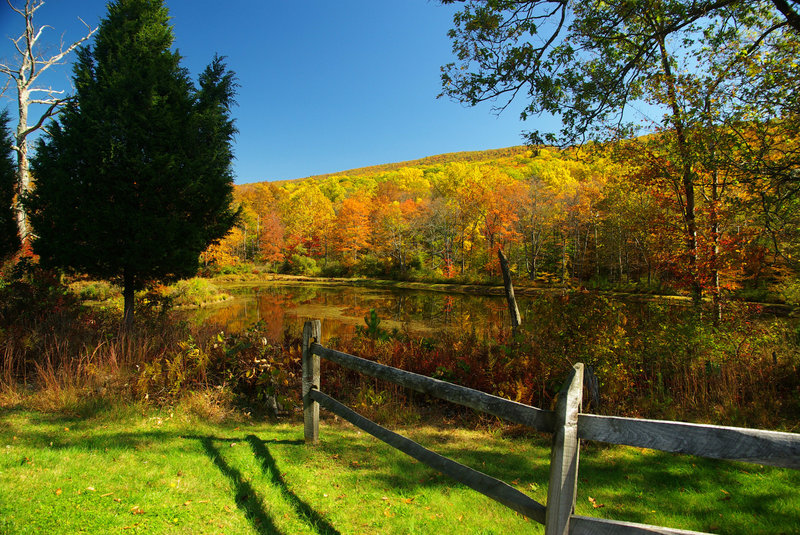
(1, 1, 544, 184)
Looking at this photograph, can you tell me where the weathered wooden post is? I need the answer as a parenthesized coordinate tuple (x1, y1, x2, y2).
(497, 248, 522, 333)
(302, 320, 322, 444)
(545, 363, 584, 535)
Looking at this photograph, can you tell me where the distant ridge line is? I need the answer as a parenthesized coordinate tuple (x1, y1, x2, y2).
(240, 145, 530, 186)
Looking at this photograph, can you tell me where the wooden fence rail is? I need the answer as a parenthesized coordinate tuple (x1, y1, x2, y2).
(301, 320, 800, 534)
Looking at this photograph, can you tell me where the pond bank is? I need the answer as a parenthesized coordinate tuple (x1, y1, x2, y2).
(212, 273, 794, 314)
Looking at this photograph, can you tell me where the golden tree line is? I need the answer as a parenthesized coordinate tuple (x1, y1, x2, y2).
(205, 140, 789, 297)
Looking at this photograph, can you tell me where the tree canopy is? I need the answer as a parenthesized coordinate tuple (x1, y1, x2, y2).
(440, 0, 797, 145)
(26, 0, 238, 324)
(439, 0, 799, 303)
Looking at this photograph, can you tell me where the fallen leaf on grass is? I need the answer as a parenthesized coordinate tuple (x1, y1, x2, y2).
(183, 501, 192, 506)
(55, 489, 62, 496)
(114, 498, 122, 503)
(130, 506, 145, 515)
(403, 498, 414, 504)
(588, 497, 605, 509)
(86, 487, 96, 492)
(101, 492, 113, 497)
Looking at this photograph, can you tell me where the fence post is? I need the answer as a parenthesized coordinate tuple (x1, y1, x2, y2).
(545, 363, 584, 535)
(302, 320, 322, 444)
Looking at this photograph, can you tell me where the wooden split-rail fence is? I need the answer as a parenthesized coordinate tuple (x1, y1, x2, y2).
(300, 320, 800, 535)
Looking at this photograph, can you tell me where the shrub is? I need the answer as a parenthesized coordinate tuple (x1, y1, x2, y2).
(164, 277, 229, 307)
(136, 324, 302, 417)
(69, 279, 120, 301)
(354, 254, 385, 278)
(320, 260, 349, 278)
(285, 254, 320, 276)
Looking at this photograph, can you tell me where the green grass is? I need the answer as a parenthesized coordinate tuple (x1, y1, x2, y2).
(1, 403, 798, 534)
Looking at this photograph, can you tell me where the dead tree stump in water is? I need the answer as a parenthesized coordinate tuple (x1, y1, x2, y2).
(498, 249, 522, 334)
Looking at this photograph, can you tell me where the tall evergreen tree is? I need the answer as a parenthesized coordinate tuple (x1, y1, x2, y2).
(0, 110, 20, 260)
(26, 0, 238, 325)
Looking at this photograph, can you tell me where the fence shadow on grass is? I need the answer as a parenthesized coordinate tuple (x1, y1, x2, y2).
(199, 436, 282, 535)
(576, 445, 800, 534)
(246, 434, 342, 535)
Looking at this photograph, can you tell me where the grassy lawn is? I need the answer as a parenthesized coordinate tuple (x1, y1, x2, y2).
(1, 403, 798, 534)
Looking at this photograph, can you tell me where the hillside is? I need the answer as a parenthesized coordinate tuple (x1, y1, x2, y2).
(238, 145, 530, 188)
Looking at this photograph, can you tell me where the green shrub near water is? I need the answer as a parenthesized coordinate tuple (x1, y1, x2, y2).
(163, 277, 230, 307)
(281, 254, 320, 276)
(68, 279, 120, 301)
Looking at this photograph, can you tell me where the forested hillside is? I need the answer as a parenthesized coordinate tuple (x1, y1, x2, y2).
(208, 139, 793, 302)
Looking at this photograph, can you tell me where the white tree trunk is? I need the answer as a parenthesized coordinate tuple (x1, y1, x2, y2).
(1, 0, 96, 244)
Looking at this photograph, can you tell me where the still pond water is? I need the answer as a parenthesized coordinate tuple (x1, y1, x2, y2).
(187, 282, 681, 340)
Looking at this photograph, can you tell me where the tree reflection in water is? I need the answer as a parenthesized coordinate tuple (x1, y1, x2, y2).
(186, 284, 509, 340)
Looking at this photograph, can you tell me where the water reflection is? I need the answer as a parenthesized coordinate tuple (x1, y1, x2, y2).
(188, 284, 511, 339)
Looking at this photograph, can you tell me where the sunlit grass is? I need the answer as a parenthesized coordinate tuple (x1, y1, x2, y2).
(1, 403, 798, 534)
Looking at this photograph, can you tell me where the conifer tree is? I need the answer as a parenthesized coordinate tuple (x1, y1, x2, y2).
(0, 111, 20, 260)
(27, 0, 238, 325)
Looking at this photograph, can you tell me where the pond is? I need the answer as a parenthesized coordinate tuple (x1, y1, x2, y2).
(188, 282, 550, 339)
(185, 281, 694, 341)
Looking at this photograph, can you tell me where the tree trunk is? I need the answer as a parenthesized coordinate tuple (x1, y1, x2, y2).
(498, 249, 522, 334)
(123, 269, 135, 329)
(2, 7, 96, 245)
(14, 86, 30, 244)
(657, 35, 701, 305)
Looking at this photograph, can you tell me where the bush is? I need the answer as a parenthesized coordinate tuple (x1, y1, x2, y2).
(69, 279, 120, 301)
(779, 279, 800, 305)
(284, 254, 320, 276)
(136, 324, 302, 417)
(354, 254, 384, 278)
(319, 260, 350, 278)
(163, 278, 229, 307)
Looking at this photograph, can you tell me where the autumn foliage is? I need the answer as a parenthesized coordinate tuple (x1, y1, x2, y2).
(207, 143, 786, 299)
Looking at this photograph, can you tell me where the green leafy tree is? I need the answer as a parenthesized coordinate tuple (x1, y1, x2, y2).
(26, 0, 238, 325)
(440, 0, 796, 302)
(0, 110, 20, 260)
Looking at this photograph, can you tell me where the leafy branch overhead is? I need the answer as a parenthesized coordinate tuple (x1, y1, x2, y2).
(440, 0, 799, 145)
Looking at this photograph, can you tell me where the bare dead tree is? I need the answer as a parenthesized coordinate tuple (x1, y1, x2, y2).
(0, 0, 96, 244)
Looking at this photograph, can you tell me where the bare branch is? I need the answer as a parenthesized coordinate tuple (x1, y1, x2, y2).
(20, 96, 66, 139)
(6, 0, 26, 17)
(28, 87, 65, 94)
(3, 0, 98, 243)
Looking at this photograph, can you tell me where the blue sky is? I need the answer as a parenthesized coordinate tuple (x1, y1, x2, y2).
(1, 1, 544, 184)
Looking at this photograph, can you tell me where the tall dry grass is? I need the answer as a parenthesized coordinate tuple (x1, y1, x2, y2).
(2, 270, 798, 429)
(0, 270, 213, 409)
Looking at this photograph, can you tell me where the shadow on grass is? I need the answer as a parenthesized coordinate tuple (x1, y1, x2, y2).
(247, 435, 341, 535)
(577, 446, 800, 535)
(199, 436, 282, 535)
